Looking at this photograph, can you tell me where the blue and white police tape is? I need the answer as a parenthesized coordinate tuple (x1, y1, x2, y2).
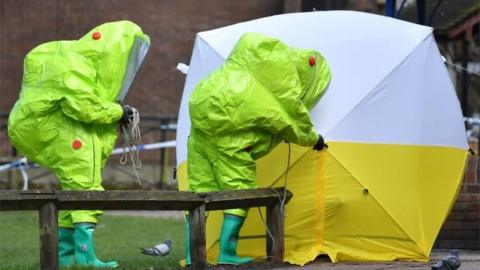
(0, 140, 177, 173)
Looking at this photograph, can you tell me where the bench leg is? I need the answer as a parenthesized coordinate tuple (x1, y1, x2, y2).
(39, 202, 58, 270)
(189, 204, 206, 270)
(266, 202, 284, 262)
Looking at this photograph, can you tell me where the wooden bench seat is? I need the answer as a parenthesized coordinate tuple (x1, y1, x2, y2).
(0, 188, 292, 270)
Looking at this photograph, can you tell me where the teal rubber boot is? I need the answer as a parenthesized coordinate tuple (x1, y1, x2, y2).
(59, 227, 75, 267)
(217, 214, 253, 265)
(184, 217, 191, 266)
(74, 223, 119, 268)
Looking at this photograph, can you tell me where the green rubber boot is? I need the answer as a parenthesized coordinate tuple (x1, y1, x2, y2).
(74, 223, 119, 268)
(184, 217, 191, 266)
(217, 214, 253, 265)
(59, 227, 75, 267)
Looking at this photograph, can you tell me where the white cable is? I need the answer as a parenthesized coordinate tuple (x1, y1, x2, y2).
(111, 140, 176, 155)
(465, 117, 480, 125)
(258, 142, 292, 256)
(257, 207, 276, 255)
(120, 107, 143, 187)
(444, 61, 480, 76)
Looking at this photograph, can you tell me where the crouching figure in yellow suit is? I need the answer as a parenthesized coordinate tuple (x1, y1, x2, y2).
(8, 21, 150, 268)
(185, 32, 331, 265)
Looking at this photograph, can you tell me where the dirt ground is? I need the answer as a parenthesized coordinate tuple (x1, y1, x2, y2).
(205, 250, 479, 270)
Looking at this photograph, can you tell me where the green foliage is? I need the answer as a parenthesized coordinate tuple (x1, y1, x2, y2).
(0, 212, 185, 270)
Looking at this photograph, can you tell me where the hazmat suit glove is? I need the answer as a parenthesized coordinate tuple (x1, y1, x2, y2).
(121, 105, 134, 123)
(313, 134, 328, 151)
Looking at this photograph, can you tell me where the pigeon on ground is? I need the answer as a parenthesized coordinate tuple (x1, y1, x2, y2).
(140, 240, 172, 256)
(431, 250, 461, 270)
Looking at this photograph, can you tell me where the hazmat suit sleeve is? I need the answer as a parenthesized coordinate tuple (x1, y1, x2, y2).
(59, 59, 124, 124)
(262, 96, 319, 147)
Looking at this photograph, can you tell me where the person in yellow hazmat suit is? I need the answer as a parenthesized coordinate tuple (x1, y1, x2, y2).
(185, 32, 331, 265)
(8, 21, 150, 268)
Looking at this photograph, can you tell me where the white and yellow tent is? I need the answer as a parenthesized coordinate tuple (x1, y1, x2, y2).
(176, 11, 468, 265)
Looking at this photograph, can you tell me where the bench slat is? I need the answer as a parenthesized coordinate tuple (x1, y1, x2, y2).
(0, 191, 56, 210)
(203, 188, 293, 210)
(0, 190, 205, 211)
(56, 190, 204, 211)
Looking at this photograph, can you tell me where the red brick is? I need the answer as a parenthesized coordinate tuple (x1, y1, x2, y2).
(467, 184, 480, 193)
(453, 202, 470, 211)
(478, 157, 480, 183)
(469, 140, 479, 153)
(468, 202, 480, 212)
(434, 239, 479, 249)
(461, 182, 468, 193)
(465, 155, 478, 183)
(437, 230, 478, 240)
(448, 211, 479, 221)
(457, 194, 480, 202)
(441, 220, 480, 230)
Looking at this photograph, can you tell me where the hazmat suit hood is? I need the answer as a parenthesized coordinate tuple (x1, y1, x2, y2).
(227, 33, 330, 111)
(77, 21, 150, 102)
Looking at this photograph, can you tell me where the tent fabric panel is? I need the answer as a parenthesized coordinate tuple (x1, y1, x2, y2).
(325, 36, 467, 149)
(327, 142, 468, 257)
(198, 11, 431, 59)
(418, 147, 468, 253)
(308, 34, 423, 137)
(240, 147, 324, 265)
(321, 148, 425, 262)
(327, 142, 423, 248)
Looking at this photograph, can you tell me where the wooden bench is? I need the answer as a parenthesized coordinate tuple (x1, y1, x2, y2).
(0, 188, 292, 270)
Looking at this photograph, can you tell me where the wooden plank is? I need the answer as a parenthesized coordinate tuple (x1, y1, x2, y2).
(55, 190, 204, 211)
(266, 201, 285, 262)
(203, 188, 292, 210)
(55, 190, 202, 201)
(0, 190, 203, 211)
(189, 204, 206, 270)
(39, 202, 58, 270)
(1, 189, 293, 211)
(0, 190, 56, 211)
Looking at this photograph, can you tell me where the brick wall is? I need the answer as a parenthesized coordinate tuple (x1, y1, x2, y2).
(0, 0, 284, 159)
(0, 0, 284, 116)
(435, 140, 480, 250)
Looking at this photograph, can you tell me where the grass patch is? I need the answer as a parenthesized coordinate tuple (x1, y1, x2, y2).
(0, 211, 185, 270)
